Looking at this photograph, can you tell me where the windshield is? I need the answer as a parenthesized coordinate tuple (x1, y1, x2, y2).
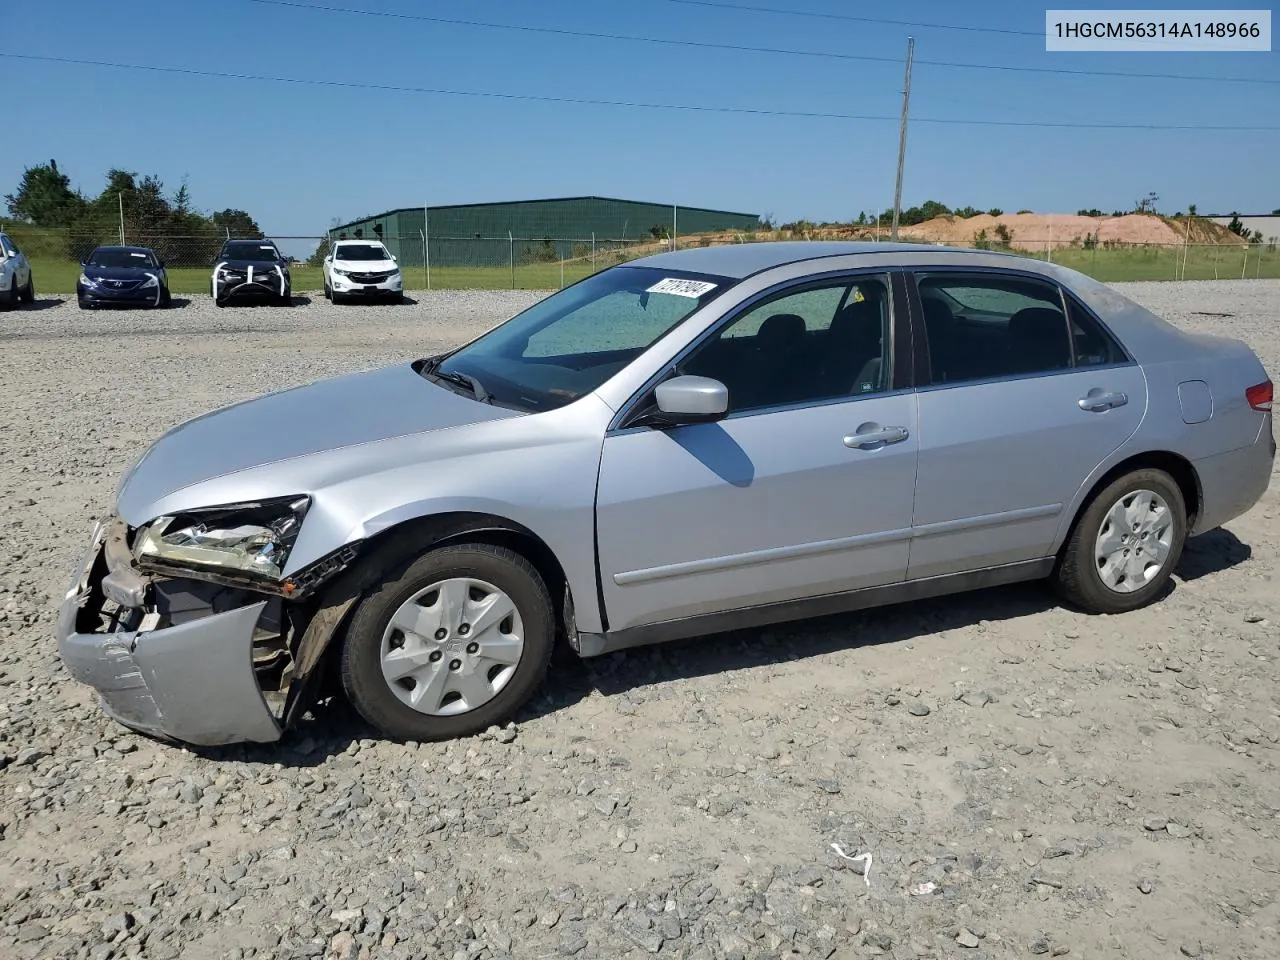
(88, 249, 158, 268)
(431, 265, 734, 412)
(334, 243, 390, 261)
(222, 242, 280, 261)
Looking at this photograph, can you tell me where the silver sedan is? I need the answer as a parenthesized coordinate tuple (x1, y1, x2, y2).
(58, 242, 1275, 746)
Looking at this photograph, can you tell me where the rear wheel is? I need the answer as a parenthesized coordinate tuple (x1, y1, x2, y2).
(340, 544, 554, 741)
(1053, 468, 1187, 614)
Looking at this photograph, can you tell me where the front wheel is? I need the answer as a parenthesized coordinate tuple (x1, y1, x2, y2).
(1053, 468, 1187, 614)
(19, 273, 35, 303)
(340, 544, 554, 741)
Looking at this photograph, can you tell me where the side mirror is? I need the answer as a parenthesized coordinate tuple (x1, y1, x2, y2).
(650, 375, 729, 426)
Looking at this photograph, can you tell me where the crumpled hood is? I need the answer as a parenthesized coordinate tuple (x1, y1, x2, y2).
(116, 362, 519, 523)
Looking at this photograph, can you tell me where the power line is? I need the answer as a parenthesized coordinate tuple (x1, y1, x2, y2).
(250, 0, 1280, 87)
(249, 0, 905, 67)
(662, 0, 1041, 37)
(3, 51, 1277, 131)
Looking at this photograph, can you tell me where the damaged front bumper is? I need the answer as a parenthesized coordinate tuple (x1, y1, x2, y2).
(57, 518, 286, 746)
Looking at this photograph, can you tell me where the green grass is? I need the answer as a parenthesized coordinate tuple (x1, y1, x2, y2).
(1015, 243, 1280, 282)
(26, 244, 1280, 294)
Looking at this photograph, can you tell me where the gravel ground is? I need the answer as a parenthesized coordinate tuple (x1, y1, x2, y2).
(2, 282, 1278, 960)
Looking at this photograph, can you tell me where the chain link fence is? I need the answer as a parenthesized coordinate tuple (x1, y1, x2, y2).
(3, 224, 1278, 292)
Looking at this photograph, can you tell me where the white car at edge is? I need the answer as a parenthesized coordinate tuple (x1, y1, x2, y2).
(322, 239, 404, 303)
(0, 232, 36, 308)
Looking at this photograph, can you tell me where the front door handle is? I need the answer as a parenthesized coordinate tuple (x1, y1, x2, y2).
(844, 424, 910, 449)
(1078, 389, 1128, 412)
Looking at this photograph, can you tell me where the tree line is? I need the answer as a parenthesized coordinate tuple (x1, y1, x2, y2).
(2, 160, 265, 263)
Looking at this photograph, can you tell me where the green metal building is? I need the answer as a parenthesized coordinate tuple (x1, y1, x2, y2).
(327, 196, 760, 268)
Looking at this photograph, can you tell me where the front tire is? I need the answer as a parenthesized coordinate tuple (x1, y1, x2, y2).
(19, 274, 35, 303)
(1053, 468, 1187, 614)
(340, 544, 554, 741)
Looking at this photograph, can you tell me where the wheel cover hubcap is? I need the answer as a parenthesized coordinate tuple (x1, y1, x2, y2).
(1094, 488, 1174, 594)
(380, 577, 524, 716)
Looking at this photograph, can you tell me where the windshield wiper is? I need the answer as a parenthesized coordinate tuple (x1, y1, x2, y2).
(420, 357, 491, 403)
(438, 370, 491, 403)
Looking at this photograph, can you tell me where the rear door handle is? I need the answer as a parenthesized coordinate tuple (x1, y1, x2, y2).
(1078, 389, 1128, 412)
(844, 425, 910, 449)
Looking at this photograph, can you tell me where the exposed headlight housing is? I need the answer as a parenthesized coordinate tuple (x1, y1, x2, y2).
(134, 496, 310, 581)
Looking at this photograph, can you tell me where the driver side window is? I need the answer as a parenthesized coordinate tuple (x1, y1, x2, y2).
(679, 274, 892, 414)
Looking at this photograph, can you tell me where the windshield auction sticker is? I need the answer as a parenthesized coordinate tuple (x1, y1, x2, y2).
(1046, 10, 1271, 50)
(646, 278, 718, 298)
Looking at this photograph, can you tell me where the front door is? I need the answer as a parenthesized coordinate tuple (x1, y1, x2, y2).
(906, 269, 1146, 580)
(595, 272, 920, 632)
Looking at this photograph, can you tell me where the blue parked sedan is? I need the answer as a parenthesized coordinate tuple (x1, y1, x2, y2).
(77, 246, 172, 309)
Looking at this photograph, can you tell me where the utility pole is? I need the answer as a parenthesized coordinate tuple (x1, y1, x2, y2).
(890, 36, 915, 241)
(118, 192, 126, 245)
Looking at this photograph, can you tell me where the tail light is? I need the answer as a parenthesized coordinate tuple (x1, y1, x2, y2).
(1246, 380, 1273, 412)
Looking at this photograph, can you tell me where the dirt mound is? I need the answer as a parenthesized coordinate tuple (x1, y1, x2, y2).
(898, 213, 1244, 252)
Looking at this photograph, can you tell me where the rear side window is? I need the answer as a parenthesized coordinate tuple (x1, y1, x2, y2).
(1066, 293, 1129, 367)
(914, 272, 1073, 385)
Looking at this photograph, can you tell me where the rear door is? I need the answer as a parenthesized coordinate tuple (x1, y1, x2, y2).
(905, 268, 1146, 580)
(595, 270, 920, 632)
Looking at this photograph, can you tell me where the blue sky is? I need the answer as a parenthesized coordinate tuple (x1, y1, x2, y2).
(3, 0, 1277, 237)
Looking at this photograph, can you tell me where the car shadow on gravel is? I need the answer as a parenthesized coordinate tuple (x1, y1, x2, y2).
(186, 530, 1254, 766)
(9, 297, 65, 311)
(1175, 526, 1251, 581)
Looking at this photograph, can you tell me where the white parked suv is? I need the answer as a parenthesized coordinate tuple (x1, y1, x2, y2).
(0, 232, 35, 308)
(322, 239, 404, 303)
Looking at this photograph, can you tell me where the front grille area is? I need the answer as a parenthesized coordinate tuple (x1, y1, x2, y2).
(97, 279, 142, 291)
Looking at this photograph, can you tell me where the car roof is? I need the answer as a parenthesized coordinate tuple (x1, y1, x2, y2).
(626, 241, 968, 279)
(91, 245, 156, 254)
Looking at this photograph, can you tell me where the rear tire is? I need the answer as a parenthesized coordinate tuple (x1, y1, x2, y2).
(1052, 468, 1187, 614)
(340, 544, 555, 741)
